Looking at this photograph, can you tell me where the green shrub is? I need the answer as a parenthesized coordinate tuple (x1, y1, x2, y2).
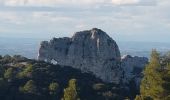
(4, 68, 15, 81)
(17, 64, 33, 78)
(20, 80, 37, 94)
(62, 79, 79, 100)
(49, 82, 59, 95)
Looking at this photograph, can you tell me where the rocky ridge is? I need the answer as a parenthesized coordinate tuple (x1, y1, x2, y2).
(38, 28, 122, 83)
(38, 28, 148, 85)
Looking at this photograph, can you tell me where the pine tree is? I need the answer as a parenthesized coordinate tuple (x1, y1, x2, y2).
(162, 63, 170, 100)
(62, 79, 79, 100)
(49, 82, 59, 95)
(4, 68, 15, 82)
(20, 80, 37, 94)
(140, 49, 163, 99)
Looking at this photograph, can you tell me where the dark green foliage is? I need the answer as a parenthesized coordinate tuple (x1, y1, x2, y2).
(0, 55, 2, 59)
(0, 65, 5, 77)
(17, 64, 33, 79)
(0, 55, 125, 100)
(4, 67, 15, 80)
(20, 80, 37, 94)
(0, 78, 8, 96)
(49, 82, 59, 95)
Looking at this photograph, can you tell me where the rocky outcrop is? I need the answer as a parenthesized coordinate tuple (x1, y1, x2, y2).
(38, 28, 149, 85)
(121, 55, 148, 88)
(38, 28, 122, 83)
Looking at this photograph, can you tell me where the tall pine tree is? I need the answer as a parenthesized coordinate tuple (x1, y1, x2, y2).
(139, 49, 163, 100)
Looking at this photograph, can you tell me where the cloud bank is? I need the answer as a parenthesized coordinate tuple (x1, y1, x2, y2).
(0, 0, 169, 42)
(1, 0, 156, 7)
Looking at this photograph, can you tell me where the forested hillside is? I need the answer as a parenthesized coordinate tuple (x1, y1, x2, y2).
(0, 55, 126, 100)
(1, 50, 169, 100)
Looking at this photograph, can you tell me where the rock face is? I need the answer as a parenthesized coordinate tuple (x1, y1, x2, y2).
(121, 55, 148, 88)
(38, 28, 122, 83)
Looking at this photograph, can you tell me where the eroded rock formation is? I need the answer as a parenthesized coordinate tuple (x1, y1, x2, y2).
(121, 55, 148, 88)
(38, 28, 122, 83)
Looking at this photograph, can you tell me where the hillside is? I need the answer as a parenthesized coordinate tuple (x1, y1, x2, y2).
(0, 55, 127, 100)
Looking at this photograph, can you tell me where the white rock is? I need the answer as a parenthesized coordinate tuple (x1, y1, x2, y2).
(51, 59, 58, 65)
(38, 28, 122, 83)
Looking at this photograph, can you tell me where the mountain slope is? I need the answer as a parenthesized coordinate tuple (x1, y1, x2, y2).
(0, 55, 126, 100)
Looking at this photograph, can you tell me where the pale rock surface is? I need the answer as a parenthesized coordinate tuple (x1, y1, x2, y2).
(121, 55, 148, 88)
(38, 28, 122, 83)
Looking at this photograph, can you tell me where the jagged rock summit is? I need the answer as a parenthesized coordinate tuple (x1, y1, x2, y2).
(38, 28, 122, 83)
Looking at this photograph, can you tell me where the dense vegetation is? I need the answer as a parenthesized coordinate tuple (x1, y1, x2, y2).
(136, 50, 170, 100)
(2, 50, 169, 100)
(0, 55, 126, 100)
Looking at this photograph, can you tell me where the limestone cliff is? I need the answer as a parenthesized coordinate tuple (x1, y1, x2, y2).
(38, 28, 122, 83)
(121, 55, 148, 88)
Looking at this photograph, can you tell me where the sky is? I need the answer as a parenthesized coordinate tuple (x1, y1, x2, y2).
(0, 0, 170, 42)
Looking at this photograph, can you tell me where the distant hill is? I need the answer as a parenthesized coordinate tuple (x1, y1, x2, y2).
(0, 37, 42, 59)
(118, 41, 170, 58)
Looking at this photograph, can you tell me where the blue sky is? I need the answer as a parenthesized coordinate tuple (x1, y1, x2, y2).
(0, 0, 170, 42)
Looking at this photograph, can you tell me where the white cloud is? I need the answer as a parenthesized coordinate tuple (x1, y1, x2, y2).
(0, 11, 75, 27)
(2, 0, 156, 7)
(0, 0, 169, 42)
(111, 0, 139, 5)
(31, 12, 73, 22)
(0, 12, 24, 25)
(75, 23, 87, 28)
(3, 0, 107, 6)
